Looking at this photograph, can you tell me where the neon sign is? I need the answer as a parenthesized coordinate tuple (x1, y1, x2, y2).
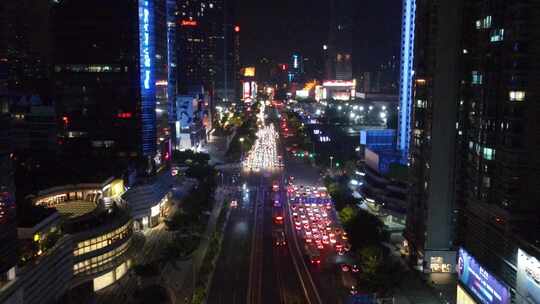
(141, 2, 151, 90)
(180, 20, 197, 27)
(139, 0, 156, 157)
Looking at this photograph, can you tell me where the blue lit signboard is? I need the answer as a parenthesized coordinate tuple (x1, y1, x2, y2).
(139, 0, 156, 157)
(458, 248, 511, 304)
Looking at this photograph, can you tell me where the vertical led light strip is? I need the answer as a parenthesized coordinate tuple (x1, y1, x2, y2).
(166, 0, 177, 149)
(398, 0, 416, 158)
(139, 0, 156, 157)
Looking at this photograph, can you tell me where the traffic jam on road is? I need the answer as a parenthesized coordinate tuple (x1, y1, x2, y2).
(286, 183, 351, 262)
(271, 178, 350, 257)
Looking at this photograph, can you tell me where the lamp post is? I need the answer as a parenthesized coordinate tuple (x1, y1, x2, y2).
(239, 137, 245, 161)
(329, 156, 334, 169)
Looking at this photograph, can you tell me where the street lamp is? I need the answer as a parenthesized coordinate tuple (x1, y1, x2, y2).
(330, 156, 334, 169)
(239, 137, 245, 161)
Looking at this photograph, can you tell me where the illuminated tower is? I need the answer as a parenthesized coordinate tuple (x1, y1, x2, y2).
(397, 0, 416, 157)
(51, 0, 171, 174)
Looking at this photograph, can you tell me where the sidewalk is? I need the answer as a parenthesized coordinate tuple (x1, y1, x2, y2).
(162, 186, 233, 303)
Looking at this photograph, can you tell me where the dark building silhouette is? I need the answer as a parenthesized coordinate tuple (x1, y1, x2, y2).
(51, 0, 174, 176)
(325, 0, 353, 81)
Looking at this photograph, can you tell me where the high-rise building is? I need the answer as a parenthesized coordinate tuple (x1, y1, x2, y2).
(404, 0, 462, 273)
(51, 0, 173, 175)
(455, 1, 540, 300)
(0, 114, 17, 288)
(325, 0, 353, 81)
(406, 0, 540, 295)
(213, 0, 238, 103)
(176, 0, 214, 94)
(289, 53, 304, 83)
(397, 0, 415, 157)
(167, 0, 178, 148)
(0, 0, 51, 96)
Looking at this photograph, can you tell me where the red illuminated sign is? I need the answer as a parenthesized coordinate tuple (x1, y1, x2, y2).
(234, 25, 240, 33)
(117, 112, 133, 119)
(180, 20, 198, 27)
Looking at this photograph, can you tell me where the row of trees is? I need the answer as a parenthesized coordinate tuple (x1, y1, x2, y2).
(226, 115, 257, 161)
(326, 173, 402, 295)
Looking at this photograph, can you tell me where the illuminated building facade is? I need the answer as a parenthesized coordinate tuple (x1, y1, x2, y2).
(397, 0, 416, 157)
(31, 181, 134, 293)
(455, 1, 540, 302)
(406, 0, 540, 284)
(289, 53, 304, 83)
(51, 0, 172, 174)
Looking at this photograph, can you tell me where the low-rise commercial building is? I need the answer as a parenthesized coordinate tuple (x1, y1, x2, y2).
(0, 178, 135, 303)
(122, 170, 173, 231)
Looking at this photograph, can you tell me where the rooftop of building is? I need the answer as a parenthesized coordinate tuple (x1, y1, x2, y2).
(17, 205, 57, 228)
(55, 200, 97, 219)
(62, 204, 130, 236)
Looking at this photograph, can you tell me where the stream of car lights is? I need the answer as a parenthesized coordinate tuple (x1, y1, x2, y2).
(243, 123, 281, 171)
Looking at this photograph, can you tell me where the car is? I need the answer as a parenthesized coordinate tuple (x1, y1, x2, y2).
(230, 200, 238, 208)
(274, 230, 286, 246)
(352, 264, 360, 273)
(305, 245, 321, 264)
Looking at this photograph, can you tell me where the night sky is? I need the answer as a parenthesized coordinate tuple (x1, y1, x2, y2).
(236, 0, 402, 73)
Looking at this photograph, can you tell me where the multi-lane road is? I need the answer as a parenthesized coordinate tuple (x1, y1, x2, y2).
(207, 106, 350, 304)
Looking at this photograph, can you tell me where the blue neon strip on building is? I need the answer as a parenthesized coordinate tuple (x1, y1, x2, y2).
(397, 0, 416, 159)
(139, 0, 156, 157)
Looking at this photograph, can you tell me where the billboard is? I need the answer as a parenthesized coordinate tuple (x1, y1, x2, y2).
(176, 96, 194, 130)
(242, 67, 255, 77)
(517, 249, 540, 304)
(296, 90, 309, 99)
(243, 82, 251, 99)
(457, 248, 511, 304)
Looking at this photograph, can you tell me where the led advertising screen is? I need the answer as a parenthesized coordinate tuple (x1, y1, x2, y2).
(517, 249, 540, 304)
(457, 248, 510, 304)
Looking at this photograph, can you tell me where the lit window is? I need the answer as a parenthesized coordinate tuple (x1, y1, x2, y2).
(509, 91, 526, 101)
(483, 147, 495, 160)
(472, 71, 483, 84)
(475, 16, 491, 29)
(490, 29, 504, 42)
(483, 16, 492, 28)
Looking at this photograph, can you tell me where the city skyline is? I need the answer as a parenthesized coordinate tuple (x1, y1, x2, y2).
(1, 1, 540, 304)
